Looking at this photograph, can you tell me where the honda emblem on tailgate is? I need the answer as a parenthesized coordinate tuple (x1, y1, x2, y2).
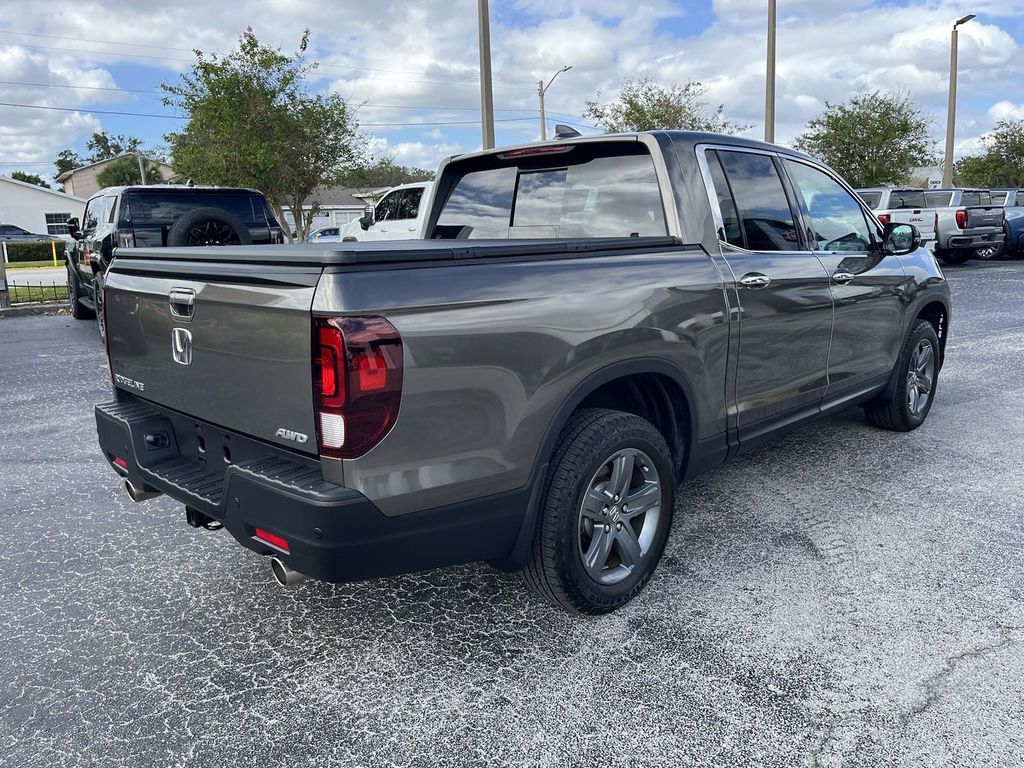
(172, 328, 193, 366)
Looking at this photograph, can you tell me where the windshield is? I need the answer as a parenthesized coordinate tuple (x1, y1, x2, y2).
(432, 144, 667, 239)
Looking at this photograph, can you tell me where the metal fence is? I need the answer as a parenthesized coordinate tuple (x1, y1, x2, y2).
(5, 280, 69, 305)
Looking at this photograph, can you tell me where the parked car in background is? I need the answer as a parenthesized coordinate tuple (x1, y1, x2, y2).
(66, 185, 284, 338)
(991, 188, 1024, 259)
(310, 226, 342, 243)
(0, 224, 59, 242)
(341, 181, 432, 241)
(921, 188, 1005, 264)
(855, 187, 937, 249)
(95, 131, 949, 614)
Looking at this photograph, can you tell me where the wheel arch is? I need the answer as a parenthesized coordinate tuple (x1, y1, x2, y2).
(491, 357, 698, 572)
(913, 300, 950, 365)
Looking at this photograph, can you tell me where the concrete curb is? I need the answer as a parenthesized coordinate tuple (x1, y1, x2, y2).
(0, 301, 70, 318)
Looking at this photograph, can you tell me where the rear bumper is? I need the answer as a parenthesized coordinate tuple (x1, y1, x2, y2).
(941, 230, 1005, 251)
(95, 399, 527, 583)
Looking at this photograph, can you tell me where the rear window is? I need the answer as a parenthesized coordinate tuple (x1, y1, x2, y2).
(123, 192, 261, 227)
(960, 191, 992, 206)
(856, 190, 882, 209)
(925, 191, 955, 207)
(992, 191, 1009, 205)
(432, 144, 667, 239)
(889, 190, 927, 209)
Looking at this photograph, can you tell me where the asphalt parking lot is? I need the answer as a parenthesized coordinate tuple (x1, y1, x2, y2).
(1, 260, 1022, 768)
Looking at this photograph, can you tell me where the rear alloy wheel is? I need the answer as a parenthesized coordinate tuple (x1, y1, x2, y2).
(973, 242, 1005, 260)
(866, 320, 940, 432)
(522, 408, 675, 614)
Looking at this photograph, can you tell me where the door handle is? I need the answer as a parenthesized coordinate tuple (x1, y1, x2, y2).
(408, 226, 417, 231)
(739, 272, 771, 289)
(832, 271, 855, 285)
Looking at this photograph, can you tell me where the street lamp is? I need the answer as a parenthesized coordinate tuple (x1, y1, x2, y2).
(538, 66, 573, 141)
(942, 13, 976, 187)
(764, 0, 777, 143)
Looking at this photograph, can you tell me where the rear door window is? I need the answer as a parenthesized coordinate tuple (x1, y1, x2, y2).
(717, 151, 799, 251)
(433, 145, 667, 239)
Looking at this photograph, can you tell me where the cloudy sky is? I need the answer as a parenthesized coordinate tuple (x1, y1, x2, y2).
(1, 0, 1022, 185)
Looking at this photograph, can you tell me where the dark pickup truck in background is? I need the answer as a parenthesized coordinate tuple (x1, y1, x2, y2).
(94, 132, 950, 614)
(66, 184, 284, 337)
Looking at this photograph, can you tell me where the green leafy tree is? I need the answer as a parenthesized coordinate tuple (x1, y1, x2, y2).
(794, 91, 936, 188)
(54, 149, 82, 177)
(955, 119, 1024, 187)
(10, 170, 49, 187)
(584, 77, 750, 134)
(340, 156, 434, 188)
(96, 156, 166, 188)
(162, 28, 365, 242)
(86, 132, 145, 161)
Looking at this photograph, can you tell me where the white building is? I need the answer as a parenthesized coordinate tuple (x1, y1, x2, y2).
(0, 175, 86, 238)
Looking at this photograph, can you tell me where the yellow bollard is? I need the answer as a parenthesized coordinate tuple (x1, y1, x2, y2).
(51, 239, 57, 267)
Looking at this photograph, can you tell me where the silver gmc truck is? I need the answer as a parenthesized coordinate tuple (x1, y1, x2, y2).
(95, 132, 951, 614)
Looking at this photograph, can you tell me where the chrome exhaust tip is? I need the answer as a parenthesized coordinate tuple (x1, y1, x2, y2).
(270, 556, 307, 587)
(124, 479, 162, 502)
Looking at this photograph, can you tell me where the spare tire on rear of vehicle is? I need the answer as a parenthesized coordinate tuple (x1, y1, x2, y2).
(166, 207, 253, 247)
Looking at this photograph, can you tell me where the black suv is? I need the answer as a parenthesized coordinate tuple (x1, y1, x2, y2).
(66, 185, 284, 336)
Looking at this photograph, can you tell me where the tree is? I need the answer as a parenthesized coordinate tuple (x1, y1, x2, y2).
(340, 156, 434, 188)
(584, 77, 750, 134)
(955, 119, 1024, 187)
(86, 132, 145, 161)
(96, 155, 166, 188)
(162, 28, 365, 242)
(794, 91, 936, 188)
(54, 149, 82, 177)
(10, 170, 49, 188)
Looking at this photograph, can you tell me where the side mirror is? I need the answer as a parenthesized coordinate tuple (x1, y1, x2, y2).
(359, 204, 375, 231)
(67, 217, 81, 239)
(882, 222, 919, 255)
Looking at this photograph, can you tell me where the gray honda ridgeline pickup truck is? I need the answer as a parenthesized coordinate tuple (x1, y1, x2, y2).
(95, 132, 950, 614)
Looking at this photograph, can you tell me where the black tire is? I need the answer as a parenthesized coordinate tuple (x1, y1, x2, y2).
(94, 272, 106, 340)
(936, 250, 970, 265)
(166, 207, 253, 247)
(865, 320, 941, 432)
(67, 266, 94, 320)
(522, 408, 676, 614)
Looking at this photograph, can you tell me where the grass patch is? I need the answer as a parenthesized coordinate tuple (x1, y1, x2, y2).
(8, 284, 69, 304)
(5, 260, 60, 269)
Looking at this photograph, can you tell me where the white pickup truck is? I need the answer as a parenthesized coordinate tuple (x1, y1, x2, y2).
(341, 181, 433, 241)
(855, 188, 938, 250)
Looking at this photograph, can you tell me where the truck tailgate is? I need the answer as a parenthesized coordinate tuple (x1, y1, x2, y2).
(888, 208, 936, 239)
(966, 206, 1004, 230)
(104, 256, 322, 456)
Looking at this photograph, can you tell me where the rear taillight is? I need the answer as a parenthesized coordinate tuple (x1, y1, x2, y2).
(878, 214, 891, 225)
(313, 316, 403, 459)
(955, 209, 968, 228)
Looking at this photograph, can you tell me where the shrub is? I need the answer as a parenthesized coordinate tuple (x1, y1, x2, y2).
(3, 241, 66, 263)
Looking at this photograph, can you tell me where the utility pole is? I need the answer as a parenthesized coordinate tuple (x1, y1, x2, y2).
(136, 152, 147, 185)
(764, 0, 776, 143)
(477, 0, 495, 149)
(538, 66, 573, 141)
(943, 14, 976, 187)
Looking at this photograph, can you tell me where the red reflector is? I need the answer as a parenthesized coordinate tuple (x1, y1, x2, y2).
(357, 349, 388, 391)
(497, 145, 573, 159)
(254, 528, 289, 552)
(113, 456, 127, 469)
(878, 213, 891, 225)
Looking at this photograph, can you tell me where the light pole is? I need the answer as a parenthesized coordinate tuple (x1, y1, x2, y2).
(477, 0, 496, 149)
(942, 13, 975, 187)
(764, 0, 776, 143)
(538, 66, 572, 141)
